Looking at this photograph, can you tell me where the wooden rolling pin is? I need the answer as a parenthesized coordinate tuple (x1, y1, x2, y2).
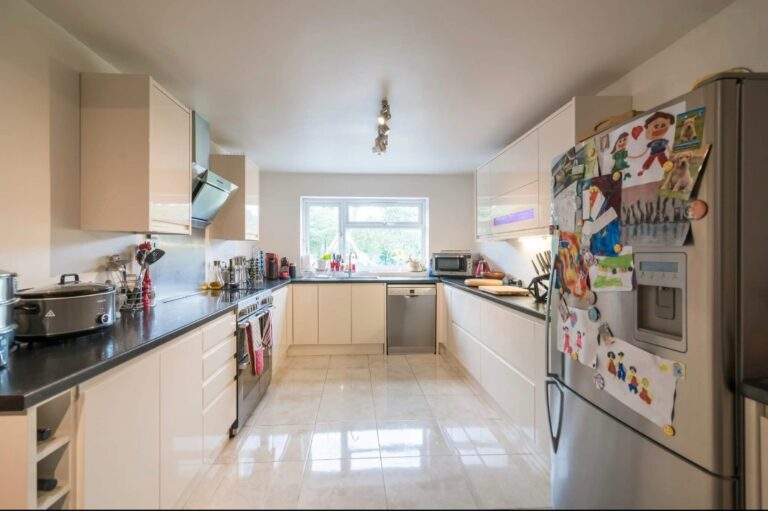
(464, 278, 504, 287)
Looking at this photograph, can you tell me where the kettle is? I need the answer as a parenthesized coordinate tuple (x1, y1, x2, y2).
(474, 259, 491, 277)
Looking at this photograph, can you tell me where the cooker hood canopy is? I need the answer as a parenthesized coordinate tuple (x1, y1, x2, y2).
(191, 112, 238, 228)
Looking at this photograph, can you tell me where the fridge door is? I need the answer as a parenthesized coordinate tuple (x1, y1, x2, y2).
(550, 382, 735, 509)
(547, 78, 745, 478)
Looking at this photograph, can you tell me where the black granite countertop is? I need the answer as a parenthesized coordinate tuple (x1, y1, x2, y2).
(743, 379, 768, 406)
(0, 275, 547, 411)
(0, 281, 290, 412)
(292, 275, 439, 284)
(439, 277, 547, 320)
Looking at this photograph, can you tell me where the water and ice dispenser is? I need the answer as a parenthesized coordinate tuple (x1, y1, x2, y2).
(633, 253, 687, 353)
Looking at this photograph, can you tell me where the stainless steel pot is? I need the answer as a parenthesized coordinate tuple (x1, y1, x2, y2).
(0, 297, 19, 328)
(15, 273, 116, 339)
(0, 324, 16, 368)
(0, 270, 17, 304)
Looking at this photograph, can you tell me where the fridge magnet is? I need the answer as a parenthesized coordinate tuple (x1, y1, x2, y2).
(597, 102, 687, 188)
(555, 231, 590, 299)
(557, 306, 599, 368)
(589, 247, 634, 292)
(581, 174, 622, 256)
(621, 181, 690, 246)
(658, 144, 711, 201)
(673, 107, 705, 150)
(596, 337, 680, 428)
(588, 305, 601, 322)
(685, 199, 708, 220)
(598, 322, 615, 345)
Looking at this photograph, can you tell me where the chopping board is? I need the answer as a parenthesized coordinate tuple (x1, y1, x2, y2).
(464, 278, 503, 287)
(478, 285, 530, 296)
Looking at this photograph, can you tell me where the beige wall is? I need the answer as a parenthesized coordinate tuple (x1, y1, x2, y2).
(0, 0, 143, 289)
(598, 0, 768, 109)
(258, 172, 475, 266)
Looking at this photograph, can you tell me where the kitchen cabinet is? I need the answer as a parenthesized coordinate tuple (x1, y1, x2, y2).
(351, 284, 386, 344)
(445, 286, 549, 453)
(209, 155, 260, 240)
(476, 95, 631, 240)
(77, 351, 161, 509)
(475, 163, 492, 239)
(744, 397, 768, 509)
(80, 73, 192, 235)
(201, 314, 237, 463)
(319, 284, 352, 344)
(293, 284, 319, 345)
(272, 286, 292, 375)
(159, 331, 203, 509)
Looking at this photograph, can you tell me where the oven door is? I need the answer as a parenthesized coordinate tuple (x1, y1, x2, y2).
(233, 307, 273, 435)
(433, 254, 469, 274)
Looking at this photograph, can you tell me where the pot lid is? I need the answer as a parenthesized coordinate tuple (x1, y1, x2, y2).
(17, 274, 115, 299)
(0, 269, 17, 278)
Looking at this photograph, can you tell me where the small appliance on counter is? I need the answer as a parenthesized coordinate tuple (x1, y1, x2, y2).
(0, 269, 18, 368)
(265, 253, 279, 280)
(14, 273, 116, 340)
(431, 250, 476, 277)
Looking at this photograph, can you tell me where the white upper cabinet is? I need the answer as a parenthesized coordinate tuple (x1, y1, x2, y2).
(209, 155, 260, 240)
(476, 95, 631, 240)
(81, 73, 192, 234)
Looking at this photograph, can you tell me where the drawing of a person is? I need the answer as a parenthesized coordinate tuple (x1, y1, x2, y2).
(575, 331, 583, 351)
(630, 112, 675, 176)
(617, 352, 627, 381)
(627, 366, 639, 394)
(562, 327, 573, 355)
(639, 378, 653, 404)
(607, 351, 617, 378)
(610, 132, 630, 174)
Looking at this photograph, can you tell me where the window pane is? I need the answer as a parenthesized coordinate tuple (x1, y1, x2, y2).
(346, 228, 423, 268)
(348, 204, 420, 223)
(307, 205, 340, 259)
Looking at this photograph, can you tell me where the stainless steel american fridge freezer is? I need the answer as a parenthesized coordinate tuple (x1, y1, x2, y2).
(546, 73, 768, 509)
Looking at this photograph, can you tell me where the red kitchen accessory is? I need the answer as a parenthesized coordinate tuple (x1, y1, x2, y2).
(474, 259, 491, 277)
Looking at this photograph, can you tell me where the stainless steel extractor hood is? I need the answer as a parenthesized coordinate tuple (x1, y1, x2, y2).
(191, 112, 238, 228)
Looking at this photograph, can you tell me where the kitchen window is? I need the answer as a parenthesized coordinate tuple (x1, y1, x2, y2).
(301, 197, 428, 271)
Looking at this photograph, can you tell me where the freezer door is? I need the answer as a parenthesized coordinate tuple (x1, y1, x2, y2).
(550, 383, 735, 509)
(547, 78, 745, 477)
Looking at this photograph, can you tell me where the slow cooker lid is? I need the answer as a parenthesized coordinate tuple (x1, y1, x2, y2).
(17, 274, 115, 299)
(0, 269, 17, 278)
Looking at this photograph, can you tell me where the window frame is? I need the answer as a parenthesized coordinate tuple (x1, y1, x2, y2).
(301, 197, 429, 270)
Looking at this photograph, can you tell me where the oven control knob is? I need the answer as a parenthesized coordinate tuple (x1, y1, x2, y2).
(97, 313, 111, 325)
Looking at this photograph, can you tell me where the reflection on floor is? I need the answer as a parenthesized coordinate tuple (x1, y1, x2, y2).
(185, 353, 552, 509)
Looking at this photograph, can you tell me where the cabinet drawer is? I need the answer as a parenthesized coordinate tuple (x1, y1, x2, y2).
(203, 357, 236, 409)
(203, 381, 236, 463)
(203, 336, 236, 380)
(202, 314, 236, 351)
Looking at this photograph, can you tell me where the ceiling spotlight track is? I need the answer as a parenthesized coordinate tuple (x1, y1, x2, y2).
(373, 99, 391, 155)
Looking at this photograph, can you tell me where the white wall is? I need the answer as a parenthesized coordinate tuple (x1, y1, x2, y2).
(479, 237, 552, 285)
(259, 172, 475, 266)
(599, 0, 768, 109)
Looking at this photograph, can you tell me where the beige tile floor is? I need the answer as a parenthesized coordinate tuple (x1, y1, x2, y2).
(185, 353, 551, 509)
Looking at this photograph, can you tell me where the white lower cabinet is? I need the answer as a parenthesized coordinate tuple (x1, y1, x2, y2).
(319, 284, 352, 344)
(446, 286, 549, 453)
(292, 284, 319, 344)
(77, 352, 161, 509)
(272, 286, 292, 375)
(76, 313, 236, 509)
(351, 284, 386, 344)
(159, 331, 203, 509)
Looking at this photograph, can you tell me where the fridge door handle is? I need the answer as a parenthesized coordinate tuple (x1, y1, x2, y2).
(545, 267, 562, 379)
(546, 378, 564, 454)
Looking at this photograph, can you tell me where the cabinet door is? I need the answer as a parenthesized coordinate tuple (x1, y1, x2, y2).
(351, 284, 386, 344)
(149, 82, 191, 233)
(78, 353, 160, 509)
(319, 284, 351, 344)
(476, 163, 492, 239)
(537, 105, 574, 228)
(245, 158, 260, 240)
(272, 288, 289, 373)
(159, 330, 203, 509)
(480, 347, 536, 443)
(293, 285, 319, 344)
(451, 324, 482, 381)
(490, 131, 539, 197)
(491, 180, 540, 234)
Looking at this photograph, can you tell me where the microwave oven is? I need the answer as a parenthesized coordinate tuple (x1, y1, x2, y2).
(431, 251, 475, 276)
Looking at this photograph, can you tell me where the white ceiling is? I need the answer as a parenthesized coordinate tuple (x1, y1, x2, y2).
(31, 0, 730, 174)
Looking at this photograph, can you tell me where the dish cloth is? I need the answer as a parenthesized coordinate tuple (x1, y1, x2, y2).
(246, 317, 264, 376)
(261, 309, 273, 348)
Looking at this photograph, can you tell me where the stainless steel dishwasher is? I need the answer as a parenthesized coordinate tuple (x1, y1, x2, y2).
(387, 284, 436, 354)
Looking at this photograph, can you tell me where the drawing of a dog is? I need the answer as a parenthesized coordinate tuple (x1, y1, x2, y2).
(661, 151, 693, 192)
(679, 117, 698, 143)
